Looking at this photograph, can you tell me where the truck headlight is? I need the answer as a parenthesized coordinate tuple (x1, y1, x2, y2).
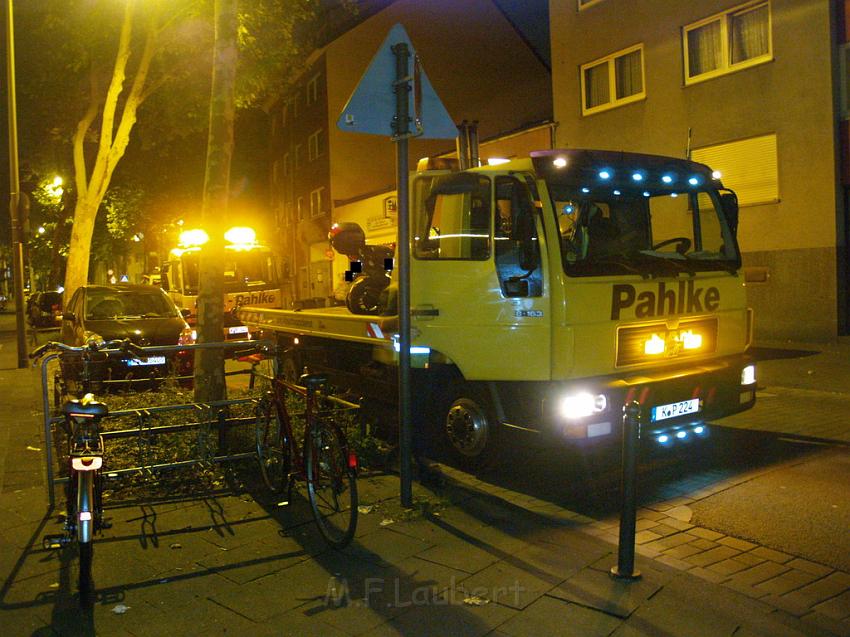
(559, 392, 607, 419)
(741, 365, 756, 386)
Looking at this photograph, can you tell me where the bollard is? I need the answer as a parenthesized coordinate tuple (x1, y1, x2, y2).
(611, 400, 642, 580)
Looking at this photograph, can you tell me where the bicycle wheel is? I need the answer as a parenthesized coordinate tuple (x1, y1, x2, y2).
(305, 420, 358, 548)
(256, 397, 291, 494)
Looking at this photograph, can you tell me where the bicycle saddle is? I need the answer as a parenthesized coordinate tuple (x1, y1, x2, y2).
(63, 399, 109, 419)
(299, 373, 328, 390)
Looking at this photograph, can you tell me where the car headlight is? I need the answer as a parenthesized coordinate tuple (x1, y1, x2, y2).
(559, 392, 607, 419)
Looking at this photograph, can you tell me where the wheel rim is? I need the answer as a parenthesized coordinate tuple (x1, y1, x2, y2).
(307, 423, 357, 548)
(256, 401, 287, 493)
(445, 399, 489, 457)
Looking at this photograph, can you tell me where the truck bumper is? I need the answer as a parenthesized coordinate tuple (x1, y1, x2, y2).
(529, 354, 756, 444)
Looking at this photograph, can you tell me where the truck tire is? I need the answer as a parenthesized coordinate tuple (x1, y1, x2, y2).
(439, 383, 501, 469)
(346, 277, 386, 315)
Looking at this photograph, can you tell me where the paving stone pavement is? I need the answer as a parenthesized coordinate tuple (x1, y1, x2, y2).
(1, 325, 849, 635)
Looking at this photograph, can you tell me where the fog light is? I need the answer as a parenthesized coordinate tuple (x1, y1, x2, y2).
(693, 425, 705, 435)
(741, 365, 756, 386)
(559, 392, 607, 419)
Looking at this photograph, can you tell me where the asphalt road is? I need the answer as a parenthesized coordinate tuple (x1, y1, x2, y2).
(689, 441, 850, 572)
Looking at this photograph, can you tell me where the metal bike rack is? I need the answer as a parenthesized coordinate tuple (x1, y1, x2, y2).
(38, 339, 277, 507)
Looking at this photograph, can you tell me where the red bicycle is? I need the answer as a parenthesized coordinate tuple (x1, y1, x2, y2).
(256, 371, 358, 548)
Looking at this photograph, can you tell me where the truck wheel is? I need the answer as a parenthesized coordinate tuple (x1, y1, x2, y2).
(440, 384, 501, 469)
(346, 277, 385, 315)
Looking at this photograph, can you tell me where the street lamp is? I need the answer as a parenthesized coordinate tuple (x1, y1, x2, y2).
(5, 0, 28, 368)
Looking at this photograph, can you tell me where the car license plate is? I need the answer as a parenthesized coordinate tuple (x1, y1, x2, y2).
(228, 326, 248, 335)
(651, 398, 700, 422)
(127, 356, 166, 366)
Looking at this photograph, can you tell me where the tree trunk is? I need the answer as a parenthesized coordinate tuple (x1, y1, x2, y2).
(194, 0, 237, 404)
(63, 197, 100, 301)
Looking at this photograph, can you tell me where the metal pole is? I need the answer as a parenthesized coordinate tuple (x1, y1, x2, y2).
(5, 0, 28, 368)
(611, 400, 642, 580)
(392, 41, 413, 508)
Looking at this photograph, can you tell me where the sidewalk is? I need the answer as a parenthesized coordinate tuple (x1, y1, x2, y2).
(0, 324, 848, 635)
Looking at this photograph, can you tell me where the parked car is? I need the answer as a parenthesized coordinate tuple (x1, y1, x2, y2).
(59, 284, 195, 391)
(27, 291, 63, 328)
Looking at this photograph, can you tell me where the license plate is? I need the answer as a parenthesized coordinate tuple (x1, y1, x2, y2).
(651, 398, 700, 422)
(228, 326, 249, 335)
(127, 356, 166, 366)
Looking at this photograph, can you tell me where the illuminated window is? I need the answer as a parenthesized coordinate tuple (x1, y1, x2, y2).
(580, 44, 645, 116)
(297, 196, 305, 221)
(294, 144, 302, 170)
(310, 188, 325, 218)
(282, 153, 290, 176)
(684, 1, 771, 85)
(308, 129, 323, 161)
(691, 134, 778, 206)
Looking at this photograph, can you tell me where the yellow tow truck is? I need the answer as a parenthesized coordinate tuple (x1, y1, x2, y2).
(238, 149, 756, 465)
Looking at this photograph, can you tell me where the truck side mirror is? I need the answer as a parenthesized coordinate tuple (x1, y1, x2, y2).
(720, 191, 739, 238)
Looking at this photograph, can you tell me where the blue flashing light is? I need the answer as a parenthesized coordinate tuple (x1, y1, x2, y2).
(632, 172, 643, 182)
(564, 205, 574, 214)
(581, 187, 590, 193)
(662, 174, 673, 184)
(688, 176, 699, 186)
(599, 170, 611, 180)
(693, 425, 705, 434)
(676, 430, 688, 439)
(642, 191, 650, 197)
(657, 434, 670, 444)
(613, 190, 621, 196)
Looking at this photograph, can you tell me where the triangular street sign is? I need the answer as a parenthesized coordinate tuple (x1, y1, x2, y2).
(337, 23, 457, 139)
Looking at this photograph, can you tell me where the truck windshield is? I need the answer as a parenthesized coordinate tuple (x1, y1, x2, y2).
(181, 249, 278, 295)
(547, 185, 740, 278)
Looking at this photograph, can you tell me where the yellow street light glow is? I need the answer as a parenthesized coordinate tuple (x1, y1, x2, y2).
(52, 176, 63, 187)
(680, 330, 702, 350)
(224, 226, 256, 246)
(644, 333, 665, 355)
(37, 226, 46, 235)
(179, 229, 209, 247)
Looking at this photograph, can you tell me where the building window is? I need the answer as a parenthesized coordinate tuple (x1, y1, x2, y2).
(297, 196, 305, 221)
(292, 93, 299, 119)
(308, 129, 323, 161)
(310, 187, 325, 218)
(306, 73, 320, 105)
(282, 153, 290, 177)
(691, 134, 778, 206)
(577, 0, 604, 9)
(580, 44, 645, 115)
(684, 1, 771, 85)
(294, 144, 302, 170)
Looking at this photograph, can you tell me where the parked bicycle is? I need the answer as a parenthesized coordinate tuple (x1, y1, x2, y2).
(255, 367, 359, 548)
(31, 340, 125, 605)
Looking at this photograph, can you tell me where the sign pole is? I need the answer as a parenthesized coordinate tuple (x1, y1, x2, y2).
(392, 41, 413, 508)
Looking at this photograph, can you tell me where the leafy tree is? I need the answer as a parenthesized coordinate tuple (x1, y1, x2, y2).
(16, 0, 336, 304)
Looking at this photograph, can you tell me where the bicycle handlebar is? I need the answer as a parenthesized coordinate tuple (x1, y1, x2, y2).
(29, 339, 128, 362)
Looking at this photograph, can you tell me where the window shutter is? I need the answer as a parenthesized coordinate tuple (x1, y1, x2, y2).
(692, 134, 778, 206)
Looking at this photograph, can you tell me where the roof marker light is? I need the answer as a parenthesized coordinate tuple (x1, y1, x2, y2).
(553, 157, 567, 168)
(688, 176, 699, 186)
(712, 170, 722, 179)
(671, 193, 679, 198)
(662, 174, 673, 184)
(632, 172, 643, 181)
(581, 187, 590, 193)
(613, 189, 621, 196)
(643, 191, 650, 197)
(599, 170, 611, 180)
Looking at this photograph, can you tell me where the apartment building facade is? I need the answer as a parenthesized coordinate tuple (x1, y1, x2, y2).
(551, 0, 844, 341)
(269, 0, 552, 308)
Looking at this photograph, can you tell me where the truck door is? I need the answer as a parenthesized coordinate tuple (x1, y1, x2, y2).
(409, 172, 551, 381)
